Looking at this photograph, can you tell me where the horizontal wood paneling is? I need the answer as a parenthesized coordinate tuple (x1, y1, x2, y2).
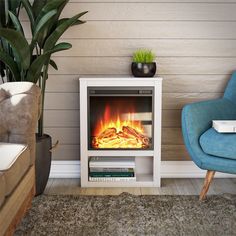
(52, 144, 79, 160)
(46, 74, 230, 93)
(21, 3, 236, 21)
(162, 128, 184, 145)
(59, 21, 236, 39)
(44, 110, 79, 127)
(49, 57, 236, 75)
(163, 75, 230, 93)
(23, 21, 236, 39)
(162, 110, 182, 127)
(162, 145, 190, 161)
(45, 127, 79, 145)
(35, 1, 236, 161)
(55, 39, 236, 57)
(46, 75, 79, 93)
(44, 93, 80, 110)
(65, 3, 236, 21)
(163, 93, 222, 109)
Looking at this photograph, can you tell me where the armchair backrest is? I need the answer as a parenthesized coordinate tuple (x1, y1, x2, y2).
(0, 82, 41, 163)
(224, 71, 236, 105)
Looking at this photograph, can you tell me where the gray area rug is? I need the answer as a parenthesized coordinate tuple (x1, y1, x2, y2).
(15, 193, 236, 236)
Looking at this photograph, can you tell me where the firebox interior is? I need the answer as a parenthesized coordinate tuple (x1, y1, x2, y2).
(88, 87, 154, 150)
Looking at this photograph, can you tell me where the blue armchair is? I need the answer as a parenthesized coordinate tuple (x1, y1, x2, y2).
(182, 72, 236, 200)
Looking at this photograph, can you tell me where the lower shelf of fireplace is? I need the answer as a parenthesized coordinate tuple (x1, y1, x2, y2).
(84, 155, 160, 187)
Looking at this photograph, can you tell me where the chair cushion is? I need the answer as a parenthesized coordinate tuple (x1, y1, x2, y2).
(0, 143, 30, 196)
(0, 172, 6, 208)
(200, 128, 236, 160)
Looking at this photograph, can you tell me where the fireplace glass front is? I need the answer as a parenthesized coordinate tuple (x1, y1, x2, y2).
(88, 87, 154, 150)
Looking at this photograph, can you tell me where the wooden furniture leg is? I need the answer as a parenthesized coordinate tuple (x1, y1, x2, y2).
(199, 170, 215, 201)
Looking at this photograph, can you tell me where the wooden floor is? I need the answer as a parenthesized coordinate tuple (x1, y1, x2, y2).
(44, 178, 236, 196)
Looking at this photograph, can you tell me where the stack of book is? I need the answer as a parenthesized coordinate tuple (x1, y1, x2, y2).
(89, 157, 136, 182)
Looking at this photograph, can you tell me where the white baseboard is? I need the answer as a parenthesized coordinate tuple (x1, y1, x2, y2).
(50, 161, 81, 178)
(49, 161, 236, 179)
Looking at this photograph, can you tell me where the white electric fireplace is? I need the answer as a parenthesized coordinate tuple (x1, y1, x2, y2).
(79, 77, 162, 187)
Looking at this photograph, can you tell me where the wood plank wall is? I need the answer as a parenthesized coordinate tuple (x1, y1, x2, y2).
(23, 0, 236, 161)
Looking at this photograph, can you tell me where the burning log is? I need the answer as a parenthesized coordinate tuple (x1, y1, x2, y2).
(97, 128, 117, 139)
(122, 126, 149, 148)
(92, 125, 150, 149)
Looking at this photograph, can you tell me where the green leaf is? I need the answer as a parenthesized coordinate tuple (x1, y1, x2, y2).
(56, 18, 68, 26)
(35, 0, 65, 26)
(31, 9, 57, 48)
(8, 11, 24, 36)
(50, 0, 69, 28)
(0, 38, 6, 78)
(21, 0, 35, 33)
(57, 18, 86, 26)
(73, 20, 86, 26)
(32, 0, 47, 17)
(0, 1, 6, 27)
(26, 54, 49, 83)
(33, 0, 67, 48)
(26, 43, 72, 83)
(0, 28, 30, 70)
(0, 61, 5, 78)
(0, 61, 6, 78)
(52, 42, 72, 52)
(133, 49, 156, 63)
(0, 37, 9, 53)
(44, 11, 88, 52)
(4, 0, 9, 25)
(9, 0, 20, 13)
(0, 50, 20, 81)
(49, 59, 58, 70)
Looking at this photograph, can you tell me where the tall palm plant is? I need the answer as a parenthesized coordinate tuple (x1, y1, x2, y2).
(0, 0, 87, 136)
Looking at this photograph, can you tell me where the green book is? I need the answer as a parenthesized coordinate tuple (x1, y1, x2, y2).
(89, 172, 135, 177)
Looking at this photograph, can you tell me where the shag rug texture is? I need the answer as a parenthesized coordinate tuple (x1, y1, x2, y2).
(15, 193, 236, 236)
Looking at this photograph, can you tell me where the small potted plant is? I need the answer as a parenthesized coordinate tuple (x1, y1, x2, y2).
(131, 49, 156, 77)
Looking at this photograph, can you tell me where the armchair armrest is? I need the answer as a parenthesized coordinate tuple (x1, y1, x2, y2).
(0, 82, 41, 163)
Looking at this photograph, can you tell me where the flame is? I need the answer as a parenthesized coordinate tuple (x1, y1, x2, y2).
(94, 105, 144, 136)
(92, 104, 149, 149)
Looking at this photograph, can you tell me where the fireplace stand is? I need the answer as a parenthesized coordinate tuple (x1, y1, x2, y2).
(79, 77, 162, 187)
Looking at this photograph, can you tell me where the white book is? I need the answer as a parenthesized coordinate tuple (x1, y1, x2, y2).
(89, 157, 135, 168)
(89, 176, 136, 182)
(90, 167, 134, 173)
(213, 120, 236, 133)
